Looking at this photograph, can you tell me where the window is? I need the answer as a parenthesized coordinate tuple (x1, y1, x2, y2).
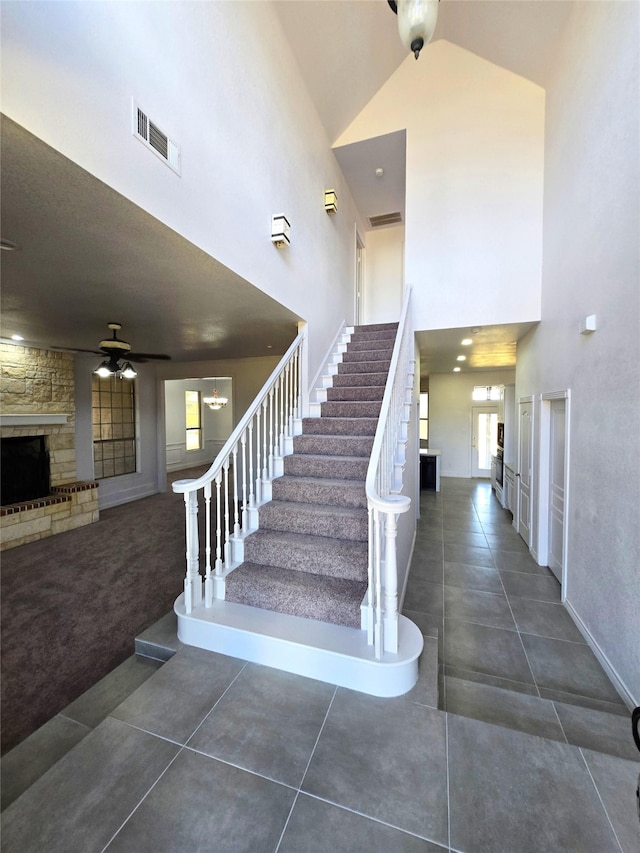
(92, 375, 136, 479)
(472, 385, 501, 402)
(185, 390, 202, 451)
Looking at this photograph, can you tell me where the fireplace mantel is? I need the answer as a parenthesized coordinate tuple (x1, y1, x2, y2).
(0, 414, 72, 427)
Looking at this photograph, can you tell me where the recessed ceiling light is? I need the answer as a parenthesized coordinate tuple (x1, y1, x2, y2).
(453, 367, 461, 373)
(11, 334, 24, 341)
(456, 355, 466, 361)
(375, 167, 384, 178)
(461, 338, 473, 346)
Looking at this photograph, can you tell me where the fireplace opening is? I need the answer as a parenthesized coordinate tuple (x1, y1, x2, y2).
(1, 436, 51, 506)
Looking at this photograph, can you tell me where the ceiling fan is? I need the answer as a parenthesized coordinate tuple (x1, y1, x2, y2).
(92, 323, 170, 379)
(95, 323, 171, 363)
(52, 323, 170, 378)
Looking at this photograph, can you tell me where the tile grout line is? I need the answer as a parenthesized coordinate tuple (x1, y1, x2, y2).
(99, 744, 184, 853)
(577, 747, 625, 852)
(273, 684, 339, 852)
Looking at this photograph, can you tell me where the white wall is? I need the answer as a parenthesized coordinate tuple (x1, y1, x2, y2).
(0, 0, 366, 384)
(429, 369, 516, 478)
(364, 226, 405, 324)
(164, 377, 233, 472)
(335, 39, 544, 334)
(516, 2, 640, 705)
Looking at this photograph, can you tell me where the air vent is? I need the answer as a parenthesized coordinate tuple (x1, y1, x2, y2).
(369, 212, 403, 228)
(132, 101, 181, 176)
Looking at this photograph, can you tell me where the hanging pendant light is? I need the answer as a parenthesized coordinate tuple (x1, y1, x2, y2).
(203, 388, 228, 411)
(388, 0, 439, 60)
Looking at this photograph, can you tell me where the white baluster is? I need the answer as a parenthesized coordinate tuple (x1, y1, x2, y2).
(255, 409, 262, 505)
(223, 460, 231, 566)
(383, 510, 400, 653)
(241, 431, 248, 533)
(204, 481, 212, 608)
(373, 508, 383, 659)
(232, 445, 240, 538)
(268, 388, 274, 479)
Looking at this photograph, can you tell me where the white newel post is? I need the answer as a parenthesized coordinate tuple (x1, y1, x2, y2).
(383, 510, 400, 654)
(183, 489, 202, 614)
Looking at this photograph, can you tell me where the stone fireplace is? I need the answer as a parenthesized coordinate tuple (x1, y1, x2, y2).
(0, 343, 99, 550)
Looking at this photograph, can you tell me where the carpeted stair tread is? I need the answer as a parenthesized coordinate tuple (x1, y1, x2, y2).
(345, 339, 396, 353)
(283, 453, 369, 480)
(271, 475, 366, 509)
(353, 322, 398, 332)
(331, 372, 388, 387)
(293, 434, 374, 458)
(342, 348, 394, 363)
(243, 529, 368, 581)
(337, 360, 391, 375)
(259, 500, 368, 541)
(326, 386, 385, 401)
(225, 562, 367, 628)
(302, 416, 378, 436)
(319, 401, 382, 419)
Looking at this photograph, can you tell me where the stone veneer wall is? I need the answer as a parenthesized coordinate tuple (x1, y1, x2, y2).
(0, 342, 99, 550)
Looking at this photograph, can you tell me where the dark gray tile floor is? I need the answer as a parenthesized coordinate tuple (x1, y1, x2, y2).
(1, 478, 638, 852)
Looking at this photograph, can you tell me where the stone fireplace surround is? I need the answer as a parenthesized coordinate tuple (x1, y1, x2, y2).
(0, 344, 99, 551)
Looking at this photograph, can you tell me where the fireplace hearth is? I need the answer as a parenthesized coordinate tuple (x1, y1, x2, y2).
(1, 436, 51, 506)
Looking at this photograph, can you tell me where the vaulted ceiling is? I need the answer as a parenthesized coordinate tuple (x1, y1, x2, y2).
(1, 1, 572, 374)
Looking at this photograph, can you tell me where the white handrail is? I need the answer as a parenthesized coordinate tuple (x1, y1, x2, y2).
(365, 288, 415, 656)
(172, 327, 307, 613)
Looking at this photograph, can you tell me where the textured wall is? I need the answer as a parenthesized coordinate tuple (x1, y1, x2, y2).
(516, 1, 640, 704)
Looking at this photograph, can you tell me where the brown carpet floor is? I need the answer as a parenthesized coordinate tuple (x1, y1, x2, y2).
(1, 467, 209, 755)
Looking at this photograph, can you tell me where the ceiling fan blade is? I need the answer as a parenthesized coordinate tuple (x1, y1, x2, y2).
(49, 345, 103, 355)
(128, 352, 172, 362)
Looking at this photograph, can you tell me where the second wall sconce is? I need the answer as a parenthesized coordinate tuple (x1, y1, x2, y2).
(271, 214, 290, 248)
(324, 189, 338, 215)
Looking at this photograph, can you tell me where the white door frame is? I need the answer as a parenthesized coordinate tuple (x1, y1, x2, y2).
(517, 396, 534, 547)
(537, 389, 571, 597)
(354, 226, 365, 325)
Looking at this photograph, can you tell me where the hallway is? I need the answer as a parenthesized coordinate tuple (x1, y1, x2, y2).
(1, 480, 638, 852)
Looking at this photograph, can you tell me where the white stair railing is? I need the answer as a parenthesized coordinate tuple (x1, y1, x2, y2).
(172, 327, 307, 613)
(364, 289, 415, 657)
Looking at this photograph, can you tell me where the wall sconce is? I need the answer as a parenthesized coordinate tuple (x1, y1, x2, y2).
(203, 388, 228, 411)
(579, 314, 597, 335)
(271, 214, 290, 248)
(324, 190, 338, 215)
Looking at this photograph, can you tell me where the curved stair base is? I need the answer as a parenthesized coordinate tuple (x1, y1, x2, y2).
(174, 593, 423, 698)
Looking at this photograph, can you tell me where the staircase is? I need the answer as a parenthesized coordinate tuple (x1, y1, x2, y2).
(172, 315, 424, 698)
(224, 323, 398, 629)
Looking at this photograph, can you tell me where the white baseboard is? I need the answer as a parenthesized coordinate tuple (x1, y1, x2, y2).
(564, 598, 637, 710)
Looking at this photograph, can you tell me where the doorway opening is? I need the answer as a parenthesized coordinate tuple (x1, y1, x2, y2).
(538, 391, 570, 590)
(471, 406, 498, 478)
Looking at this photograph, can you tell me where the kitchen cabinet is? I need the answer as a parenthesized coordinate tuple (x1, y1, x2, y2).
(504, 463, 516, 514)
(420, 449, 441, 491)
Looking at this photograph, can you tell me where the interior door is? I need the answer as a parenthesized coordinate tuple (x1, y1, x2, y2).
(471, 407, 497, 478)
(518, 401, 532, 545)
(548, 399, 566, 582)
